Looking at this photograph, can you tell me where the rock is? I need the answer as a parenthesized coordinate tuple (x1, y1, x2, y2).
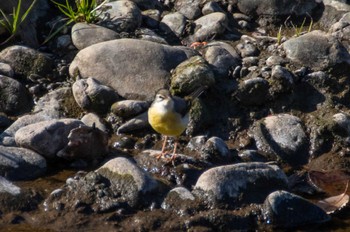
(0, 146, 47, 180)
(111, 100, 150, 118)
(263, 190, 330, 228)
(235, 77, 270, 106)
(56, 124, 109, 161)
(14, 119, 84, 159)
(72, 77, 120, 114)
(0, 45, 53, 80)
(0, 75, 31, 115)
(188, 12, 228, 44)
(97, 157, 158, 206)
(236, 0, 319, 19)
(283, 30, 350, 71)
(71, 23, 120, 50)
(250, 114, 309, 166)
(174, 0, 201, 20)
(170, 56, 215, 95)
(99, 0, 142, 32)
(0, 114, 52, 146)
(0, 114, 12, 130)
(117, 111, 150, 134)
(132, 0, 159, 10)
(161, 187, 197, 214)
(236, 42, 260, 58)
(200, 136, 232, 163)
(142, 9, 161, 28)
(33, 87, 82, 118)
(193, 162, 288, 208)
(0, 176, 20, 195)
(136, 28, 168, 44)
(81, 113, 109, 133)
(269, 65, 294, 96)
(160, 12, 186, 37)
(202, 1, 224, 15)
(0, 176, 42, 213)
(238, 150, 269, 163)
(332, 112, 350, 136)
(0, 62, 14, 77)
(69, 38, 197, 100)
(202, 41, 241, 77)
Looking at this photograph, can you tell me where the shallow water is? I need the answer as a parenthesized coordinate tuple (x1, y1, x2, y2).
(1, 168, 349, 231)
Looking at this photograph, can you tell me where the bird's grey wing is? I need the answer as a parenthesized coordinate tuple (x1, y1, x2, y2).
(173, 96, 188, 116)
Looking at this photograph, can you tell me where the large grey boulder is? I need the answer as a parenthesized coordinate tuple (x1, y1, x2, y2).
(69, 38, 197, 100)
(0, 146, 47, 180)
(71, 23, 120, 50)
(283, 30, 350, 70)
(193, 162, 288, 208)
(15, 119, 84, 159)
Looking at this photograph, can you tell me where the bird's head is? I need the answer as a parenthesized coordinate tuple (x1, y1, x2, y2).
(152, 89, 174, 111)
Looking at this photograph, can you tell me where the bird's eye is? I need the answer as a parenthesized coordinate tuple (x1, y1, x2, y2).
(157, 94, 164, 100)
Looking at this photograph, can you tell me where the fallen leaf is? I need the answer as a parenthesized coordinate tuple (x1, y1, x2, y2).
(307, 170, 350, 195)
(316, 181, 349, 214)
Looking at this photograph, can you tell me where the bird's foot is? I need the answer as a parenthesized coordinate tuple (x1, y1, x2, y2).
(155, 150, 171, 160)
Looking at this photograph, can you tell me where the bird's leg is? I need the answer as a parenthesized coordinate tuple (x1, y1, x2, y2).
(169, 139, 179, 161)
(156, 136, 168, 159)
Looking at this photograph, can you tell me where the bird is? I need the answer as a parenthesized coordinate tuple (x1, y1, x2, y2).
(148, 87, 206, 161)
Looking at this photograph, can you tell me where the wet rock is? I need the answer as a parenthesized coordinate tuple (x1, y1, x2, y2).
(236, 0, 319, 19)
(117, 111, 150, 134)
(142, 9, 161, 28)
(81, 113, 109, 133)
(202, 41, 241, 77)
(200, 136, 232, 163)
(161, 187, 197, 215)
(14, 119, 84, 159)
(96, 157, 158, 206)
(170, 56, 215, 95)
(160, 12, 186, 38)
(72, 77, 119, 114)
(0, 114, 52, 146)
(283, 30, 350, 71)
(250, 114, 309, 166)
(238, 150, 269, 163)
(202, 1, 224, 15)
(111, 100, 150, 118)
(71, 23, 120, 50)
(56, 124, 109, 161)
(33, 87, 82, 118)
(187, 135, 208, 151)
(0, 45, 53, 80)
(269, 65, 294, 96)
(174, 0, 201, 20)
(0, 75, 31, 115)
(0, 176, 43, 213)
(235, 77, 270, 106)
(0, 146, 46, 180)
(188, 12, 228, 44)
(69, 38, 197, 101)
(262, 190, 330, 228)
(99, 0, 142, 32)
(193, 162, 288, 208)
(0, 62, 14, 77)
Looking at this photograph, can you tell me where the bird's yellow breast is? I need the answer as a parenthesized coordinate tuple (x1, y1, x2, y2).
(148, 106, 187, 136)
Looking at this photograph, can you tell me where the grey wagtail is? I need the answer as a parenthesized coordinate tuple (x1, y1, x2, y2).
(148, 87, 206, 160)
